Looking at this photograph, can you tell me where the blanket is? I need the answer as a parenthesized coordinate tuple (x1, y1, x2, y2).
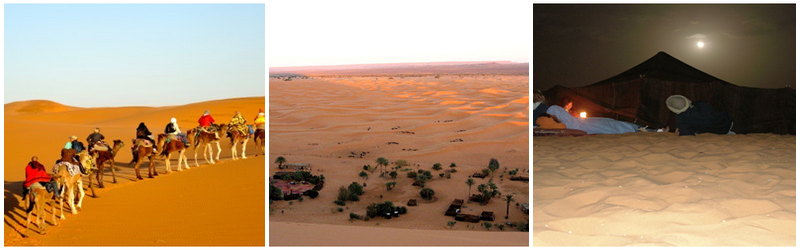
(53, 161, 81, 177)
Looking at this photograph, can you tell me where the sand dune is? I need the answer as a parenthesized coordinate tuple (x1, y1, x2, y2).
(4, 97, 265, 246)
(531, 132, 795, 246)
(269, 75, 529, 246)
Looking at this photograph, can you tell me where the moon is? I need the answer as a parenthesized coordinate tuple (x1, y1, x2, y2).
(697, 41, 705, 48)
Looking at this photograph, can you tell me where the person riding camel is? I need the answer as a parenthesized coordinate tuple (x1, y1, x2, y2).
(254, 108, 265, 134)
(134, 122, 157, 153)
(87, 127, 112, 155)
(63, 136, 89, 175)
(22, 156, 59, 201)
(197, 110, 218, 140)
(165, 117, 190, 147)
(227, 111, 249, 137)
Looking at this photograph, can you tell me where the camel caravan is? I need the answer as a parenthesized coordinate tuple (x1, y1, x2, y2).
(20, 109, 265, 236)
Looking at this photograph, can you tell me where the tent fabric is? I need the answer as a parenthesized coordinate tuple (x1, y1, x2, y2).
(543, 52, 795, 135)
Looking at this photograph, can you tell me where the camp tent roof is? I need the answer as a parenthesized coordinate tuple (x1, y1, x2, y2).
(543, 51, 795, 134)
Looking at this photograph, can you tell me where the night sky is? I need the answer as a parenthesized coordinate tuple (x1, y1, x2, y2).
(532, 4, 795, 91)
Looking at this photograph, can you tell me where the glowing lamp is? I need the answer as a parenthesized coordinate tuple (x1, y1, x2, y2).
(580, 112, 587, 118)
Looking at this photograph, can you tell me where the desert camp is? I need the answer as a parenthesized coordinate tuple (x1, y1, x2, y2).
(541, 51, 795, 135)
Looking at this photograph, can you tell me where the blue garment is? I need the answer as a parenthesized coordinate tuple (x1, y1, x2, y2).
(532, 102, 549, 126)
(546, 105, 639, 135)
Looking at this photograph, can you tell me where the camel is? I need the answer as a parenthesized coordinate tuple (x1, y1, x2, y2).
(53, 154, 91, 214)
(130, 138, 157, 179)
(253, 126, 265, 157)
(220, 123, 250, 160)
(156, 133, 190, 173)
(89, 139, 125, 188)
(186, 125, 222, 166)
(23, 186, 60, 237)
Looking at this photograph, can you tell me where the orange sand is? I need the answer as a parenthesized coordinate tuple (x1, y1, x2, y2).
(269, 75, 530, 246)
(4, 97, 265, 246)
(531, 132, 795, 246)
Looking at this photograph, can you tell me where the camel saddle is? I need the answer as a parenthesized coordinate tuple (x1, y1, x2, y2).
(53, 161, 81, 177)
(93, 141, 110, 151)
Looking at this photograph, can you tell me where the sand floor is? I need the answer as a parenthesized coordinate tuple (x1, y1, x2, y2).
(531, 132, 795, 246)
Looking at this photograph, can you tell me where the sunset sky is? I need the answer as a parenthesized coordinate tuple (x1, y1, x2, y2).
(532, 4, 795, 90)
(4, 4, 265, 107)
(268, 1, 532, 67)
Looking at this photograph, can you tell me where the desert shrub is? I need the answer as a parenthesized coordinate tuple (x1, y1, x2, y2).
(420, 188, 435, 200)
(389, 171, 398, 178)
(447, 221, 456, 229)
(298, 196, 304, 202)
(334, 200, 346, 206)
(269, 184, 283, 200)
(363, 165, 371, 171)
(337, 207, 344, 212)
(432, 163, 442, 171)
(398, 206, 407, 214)
(366, 201, 396, 218)
(396, 159, 409, 167)
(483, 222, 493, 230)
(337, 187, 350, 203)
(348, 182, 364, 196)
(517, 221, 529, 232)
(349, 213, 363, 220)
(407, 171, 418, 178)
(481, 168, 490, 177)
(496, 224, 505, 231)
(439, 173, 445, 178)
(417, 169, 424, 174)
(304, 190, 319, 198)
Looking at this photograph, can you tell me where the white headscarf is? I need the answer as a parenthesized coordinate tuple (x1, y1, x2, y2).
(170, 117, 181, 133)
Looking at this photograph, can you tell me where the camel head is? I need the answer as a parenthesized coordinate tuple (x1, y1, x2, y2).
(112, 139, 125, 156)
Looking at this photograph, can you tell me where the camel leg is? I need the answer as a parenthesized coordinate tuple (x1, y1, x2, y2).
(97, 166, 105, 188)
(76, 178, 85, 210)
(182, 151, 190, 170)
(165, 153, 172, 173)
(231, 143, 238, 160)
(194, 145, 200, 167)
(242, 138, 249, 159)
(111, 160, 117, 183)
(134, 159, 142, 180)
(148, 157, 156, 178)
(215, 142, 222, 162)
(68, 185, 77, 214)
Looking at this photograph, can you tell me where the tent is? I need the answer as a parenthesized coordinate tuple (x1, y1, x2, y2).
(543, 52, 795, 134)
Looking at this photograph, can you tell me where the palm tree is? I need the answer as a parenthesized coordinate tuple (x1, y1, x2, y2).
(503, 194, 515, 219)
(376, 157, 389, 177)
(465, 178, 475, 200)
(488, 158, 499, 178)
(275, 156, 287, 169)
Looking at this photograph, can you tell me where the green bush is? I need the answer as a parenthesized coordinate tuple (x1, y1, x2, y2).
(334, 200, 346, 206)
(305, 190, 319, 198)
(348, 182, 364, 196)
(398, 206, 407, 214)
(349, 213, 363, 220)
(269, 184, 283, 200)
(420, 187, 435, 200)
(432, 163, 442, 171)
(366, 201, 396, 218)
(407, 171, 418, 178)
(337, 207, 344, 212)
(389, 171, 398, 178)
(337, 187, 350, 203)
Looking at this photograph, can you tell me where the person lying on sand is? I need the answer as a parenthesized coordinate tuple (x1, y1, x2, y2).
(666, 95, 734, 136)
(546, 105, 656, 135)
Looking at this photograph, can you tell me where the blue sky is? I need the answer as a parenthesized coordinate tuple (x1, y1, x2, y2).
(4, 4, 265, 107)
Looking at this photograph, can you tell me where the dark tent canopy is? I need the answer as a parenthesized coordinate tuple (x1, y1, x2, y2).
(543, 52, 795, 135)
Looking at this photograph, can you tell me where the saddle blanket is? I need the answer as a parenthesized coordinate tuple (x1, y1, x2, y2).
(53, 161, 81, 177)
(93, 141, 110, 151)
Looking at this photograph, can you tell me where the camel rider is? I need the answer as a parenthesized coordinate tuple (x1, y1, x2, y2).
(135, 122, 157, 153)
(228, 111, 249, 137)
(87, 127, 112, 155)
(63, 136, 88, 175)
(197, 110, 218, 140)
(165, 117, 190, 147)
(22, 156, 59, 201)
(254, 108, 265, 134)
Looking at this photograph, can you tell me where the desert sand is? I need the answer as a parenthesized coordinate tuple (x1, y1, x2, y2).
(268, 75, 530, 246)
(531, 132, 795, 246)
(4, 97, 266, 246)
